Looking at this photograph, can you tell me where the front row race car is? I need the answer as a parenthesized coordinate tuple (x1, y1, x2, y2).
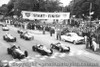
(3, 33, 16, 42)
(50, 42, 70, 52)
(32, 44, 53, 56)
(7, 45, 28, 59)
(20, 32, 34, 40)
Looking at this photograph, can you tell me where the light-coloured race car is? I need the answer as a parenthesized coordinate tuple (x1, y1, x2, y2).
(3, 33, 16, 42)
(61, 32, 84, 44)
(20, 32, 34, 40)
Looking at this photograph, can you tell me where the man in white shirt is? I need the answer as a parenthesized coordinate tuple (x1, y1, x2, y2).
(92, 38, 99, 51)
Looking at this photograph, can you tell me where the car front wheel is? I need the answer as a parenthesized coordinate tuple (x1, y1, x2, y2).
(32, 46, 36, 51)
(3, 36, 5, 40)
(24, 51, 28, 57)
(67, 47, 70, 52)
(14, 38, 16, 42)
(7, 48, 10, 54)
(59, 48, 62, 52)
(73, 40, 76, 45)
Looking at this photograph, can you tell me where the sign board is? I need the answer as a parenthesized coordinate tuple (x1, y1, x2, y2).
(21, 11, 70, 20)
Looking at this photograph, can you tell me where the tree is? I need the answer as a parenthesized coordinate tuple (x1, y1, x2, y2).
(70, 0, 100, 19)
(0, 4, 8, 15)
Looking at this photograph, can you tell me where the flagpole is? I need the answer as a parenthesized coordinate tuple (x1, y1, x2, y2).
(89, 3, 92, 21)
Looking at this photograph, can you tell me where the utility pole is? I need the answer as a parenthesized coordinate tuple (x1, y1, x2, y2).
(89, 3, 92, 22)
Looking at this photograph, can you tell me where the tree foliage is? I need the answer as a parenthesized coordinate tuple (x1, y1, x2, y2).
(70, 0, 100, 19)
(0, 0, 62, 16)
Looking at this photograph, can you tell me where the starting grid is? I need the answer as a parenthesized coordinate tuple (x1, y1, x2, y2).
(1, 50, 89, 67)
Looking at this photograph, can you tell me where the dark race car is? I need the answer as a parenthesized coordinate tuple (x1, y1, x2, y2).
(50, 42, 70, 52)
(32, 44, 53, 56)
(7, 45, 28, 59)
(3, 34, 16, 42)
(20, 32, 34, 40)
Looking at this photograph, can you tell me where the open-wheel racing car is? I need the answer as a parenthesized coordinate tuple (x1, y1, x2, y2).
(50, 42, 70, 52)
(20, 32, 34, 40)
(32, 44, 53, 56)
(3, 33, 16, 42)
(7, 45, 28, 59)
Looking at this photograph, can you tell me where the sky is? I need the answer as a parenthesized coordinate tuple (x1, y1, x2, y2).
(0, 0, 10, 6)
(0, 0, 72, 7)
(59, 0, 72, 6)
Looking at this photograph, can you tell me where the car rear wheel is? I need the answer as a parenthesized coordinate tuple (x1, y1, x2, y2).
(62, 38, 66, 42)
(50, 49, 53, 54)
(32, 46, 36, 51)
(24, 51, 28, 57)
(12, 53, 17, 59)
(7, 48, 10, 54)
(14, 38, 16, 42)
(3, 36, 5, 40)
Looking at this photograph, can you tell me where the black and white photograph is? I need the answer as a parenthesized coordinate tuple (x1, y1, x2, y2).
(0, 0, 100, 67)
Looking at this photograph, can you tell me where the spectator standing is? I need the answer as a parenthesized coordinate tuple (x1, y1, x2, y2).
(43, 26, 45, 34)
(84, 35, 88, 48)
(50, 28, 53, 36)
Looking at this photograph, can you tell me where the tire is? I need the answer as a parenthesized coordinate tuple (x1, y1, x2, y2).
(24, 51, 28, 57)
(50, 44, 54, 49)
(14, 38, 16, 42)
(31, 37, 34, 40)
(7, 48, 10, 54)
(3, 36, 5, 40)
(50, 49, 53, 54)
(62, 38, 65, 42)
(20, 35, 22, 38)
(12, 53, 16, 59)
(67, 47, 70, 52)
(18, 46, 21, 50)
(59, 48, 62, 52)
(32, 46, 36, 51)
